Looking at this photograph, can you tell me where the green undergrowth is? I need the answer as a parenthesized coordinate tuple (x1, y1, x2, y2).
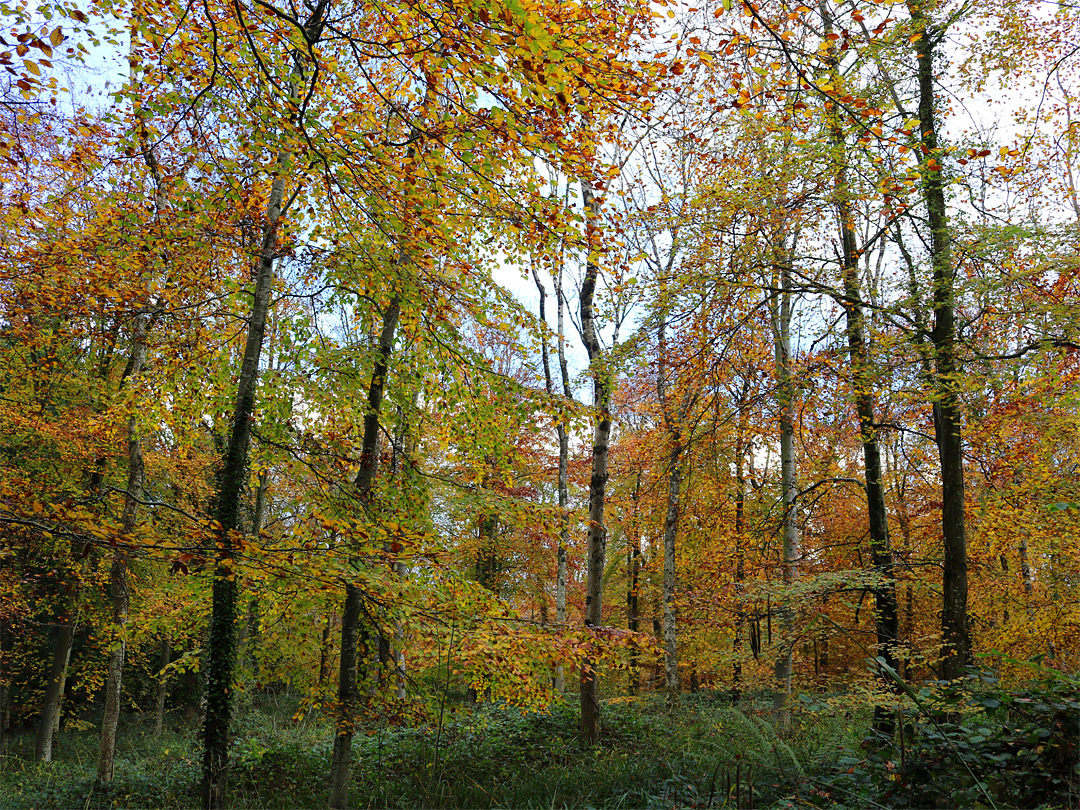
(1, 677, 1076, 809)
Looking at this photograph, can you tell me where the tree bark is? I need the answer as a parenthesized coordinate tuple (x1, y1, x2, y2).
(819, 2, 899, 730)
(203, 82, 291, 810)
(627, 476, 641, 695)
(908, 3, 970, 680)
(202, 9, 329, 804)
(661, 446, 682, 708)
(328, 297, 400, 810)
(153, 637, 171, 736)
(732, 394, 749, 702)
(554, 264, 572, 694)
(656, 298, 684, 710)
(329, 583, 364, 810)
(768, 250, 799, 733)
(35, 619, 74, 762)
(96, 40, 166, 774)
(532, 262, 571, 694)
(97, 309, 151, 782)
(579, 183, 611, 745)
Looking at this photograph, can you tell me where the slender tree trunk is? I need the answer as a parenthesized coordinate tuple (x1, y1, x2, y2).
(768, 252, 799, 732)
(386, 403, 412, 702)
(476, 512, 499, 591)
(819, 5, 899, 729)
(1019, 534, 1035, 618)
(655, 288, 687, 711)
(203, 86, 292, 810)
(554, 266, 572, 694)
(329, 584, 364, 809)
(96, 43, 166, 774)
(908, 4, 970, 680)
(97, 310, 151, 782)
(532, 262, 571, 694)
(183, 639, 200, 727)
(318, 615, 333, 687)
(35, 620, 74, 762)
(243, 468, 271, 678)
(732, 400, 748, 702)
(0, 621, 11, 757)
(627, 491, 641, 695)
(329, 296, 400, 810)
(579, 183, 611, 745)
(661, 446, 682, 708)
(202, 9, 331, 801)
(153, 637, 171, 735)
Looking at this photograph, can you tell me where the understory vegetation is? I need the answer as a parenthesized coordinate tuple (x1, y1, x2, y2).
(3, 671, 1076, 810)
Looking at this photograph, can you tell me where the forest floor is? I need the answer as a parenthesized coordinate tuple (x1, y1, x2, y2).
(1, 679, 1077, 809)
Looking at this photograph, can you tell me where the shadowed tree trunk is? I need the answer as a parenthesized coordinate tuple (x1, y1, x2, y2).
(96, 308, 152, 782)
(35, 619, 74, 762)
(820, 0, 899, 732)
(907, 1, 970, 680)
(626, 473, 642, 695)
(328, 297, 400, 810)
(98, 30, 172, 778)
(656, 293, 687, 710)
(201, 28, 319, 810)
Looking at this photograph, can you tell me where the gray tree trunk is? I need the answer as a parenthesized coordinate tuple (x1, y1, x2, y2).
(531, 263, 571, 694)
(579, 183, 611, 745)
(768, 251, 799, 733)
(96, 50, 166, 776)
(655, 297, 686, 710)
(661, 446, 682, 708)
(35, 620, 74, 762)
(153, 637, 171, 735)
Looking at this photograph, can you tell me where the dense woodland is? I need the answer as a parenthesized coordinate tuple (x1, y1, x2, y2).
(0, 0, 1077, 807)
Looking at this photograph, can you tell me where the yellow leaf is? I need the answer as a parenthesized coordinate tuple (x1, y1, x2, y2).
(50, 27, 64, 47)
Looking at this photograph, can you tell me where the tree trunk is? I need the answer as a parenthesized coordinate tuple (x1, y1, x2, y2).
(328, 294, 401, 810)
(35, 620, 74, 762)
(768, 251, 799, 733)
(579, 183, 611, 745)
(97, 309, 151, 782)
(532, 262, 571, 695)
(329, 584, 364, 809)
(203, 95, 289, 810)
(96, 42, 165, 774)
(908, 4, 970, 680)
(627, 514, 641, 695)
(153, 637, 171, 736)
(0, 620, 11, 756)
(661, 446, 682, 708)
(732, 400, 748, 702)
(819, 4, 899, 730)
(655, 286, 688, 711)
(201, 9, 332, 801)
(243, 468, 271, 678)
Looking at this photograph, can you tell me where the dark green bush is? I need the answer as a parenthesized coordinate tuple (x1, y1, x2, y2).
(810, 672, 1080, 810)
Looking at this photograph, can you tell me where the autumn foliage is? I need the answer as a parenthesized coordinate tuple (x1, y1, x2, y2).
(0, 0, 1077, 806)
